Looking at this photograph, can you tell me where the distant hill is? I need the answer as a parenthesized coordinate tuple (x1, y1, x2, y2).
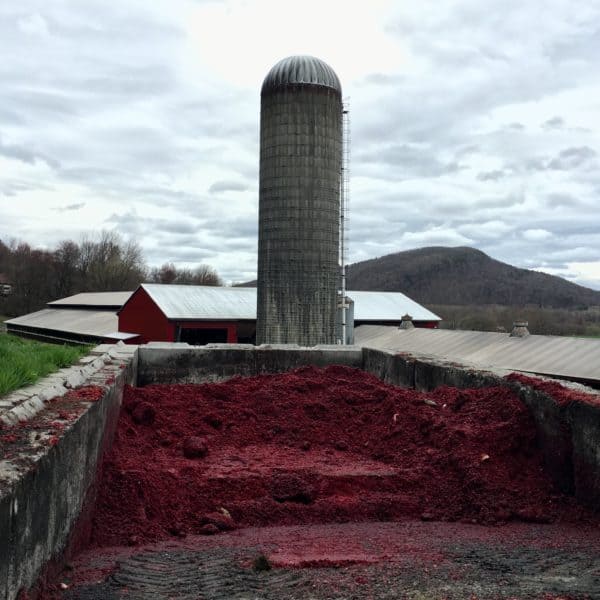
(345, 247, 600, 309)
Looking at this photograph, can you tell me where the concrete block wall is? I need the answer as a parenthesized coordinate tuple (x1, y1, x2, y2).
(362, 348, 506, 391)
(510, 383, 574, 494)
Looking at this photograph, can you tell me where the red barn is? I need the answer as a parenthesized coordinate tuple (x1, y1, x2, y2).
(118, 285, 257, 345)
(118, 284, 440, 345)
(5, 285, 440, 345)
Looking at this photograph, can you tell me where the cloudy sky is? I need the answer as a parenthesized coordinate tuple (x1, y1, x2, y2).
(1, 0, 599, 288)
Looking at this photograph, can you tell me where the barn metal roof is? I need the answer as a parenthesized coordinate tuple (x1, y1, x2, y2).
(261, 55, 342, 95)
(139, 284, 440, 322)
(5, 288, 439, 343)
(348, 291, 440, 322)
(141, 285, 258, 320)
(6, 309, 119, 337)
(354, 325, 600, 383)
(48, 291, 133, 308)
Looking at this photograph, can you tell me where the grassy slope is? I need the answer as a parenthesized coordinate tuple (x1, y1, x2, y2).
(0, 333, 89, 396)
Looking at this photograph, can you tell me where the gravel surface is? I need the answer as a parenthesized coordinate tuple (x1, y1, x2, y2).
(50, 521, 600, 600)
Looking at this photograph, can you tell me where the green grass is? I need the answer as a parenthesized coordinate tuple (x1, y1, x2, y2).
(0, 333, 90, 397)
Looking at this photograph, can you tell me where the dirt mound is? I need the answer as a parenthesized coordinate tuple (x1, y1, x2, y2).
(90, 366, 589, 547)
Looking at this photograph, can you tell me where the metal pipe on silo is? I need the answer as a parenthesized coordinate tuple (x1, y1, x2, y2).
(256, 56, 343, 346)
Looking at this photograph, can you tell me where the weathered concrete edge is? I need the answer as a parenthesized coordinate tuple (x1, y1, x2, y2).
(0, 343, 137, 426)
(0, 346, 138, 600)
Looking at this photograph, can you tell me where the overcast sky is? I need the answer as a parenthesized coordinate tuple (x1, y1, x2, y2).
(1, 0, 599, 288)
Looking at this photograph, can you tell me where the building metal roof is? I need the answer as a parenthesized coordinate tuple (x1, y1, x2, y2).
(103, 331, 140, 341)
(6, 309, 119, 337)
(138, 284, 440, 322)
(5, 287, 439, 344)
(48, 291, 133, 308)
(141, 285, 258, 321)
(348, 291, 440, 322)
(355, 325, 600, 384)
(261, 55, 342, 95)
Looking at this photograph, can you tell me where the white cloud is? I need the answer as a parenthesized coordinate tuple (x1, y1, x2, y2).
(457, 220, 513, 240)
(535, 261, 600, 292)
(183, 0, 402, 88)
(0, 0, 599, 288)
(17, 12, 49, 36)
(522, 229, 552, 241)
(401, 226, 474, 247)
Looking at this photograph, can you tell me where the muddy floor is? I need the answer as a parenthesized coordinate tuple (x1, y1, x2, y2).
(56, 522, 600, 599)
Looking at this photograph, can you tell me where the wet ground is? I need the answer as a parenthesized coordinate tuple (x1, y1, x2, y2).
(54, 521, 600, 599)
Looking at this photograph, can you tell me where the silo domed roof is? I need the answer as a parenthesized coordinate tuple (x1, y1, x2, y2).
(261, 55, 342, 95)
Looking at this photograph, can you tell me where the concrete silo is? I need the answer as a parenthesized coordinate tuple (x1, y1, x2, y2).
(256, 55, 343, 346)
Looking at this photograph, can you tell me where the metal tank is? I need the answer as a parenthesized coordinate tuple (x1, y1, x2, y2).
(256, 55, 343, 345)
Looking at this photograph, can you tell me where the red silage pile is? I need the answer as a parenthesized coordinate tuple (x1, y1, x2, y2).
(90, 366, 587, 548)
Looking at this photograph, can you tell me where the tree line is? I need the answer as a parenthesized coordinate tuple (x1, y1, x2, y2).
(0, 232, 222, 317)
(430, 303, 600, 337)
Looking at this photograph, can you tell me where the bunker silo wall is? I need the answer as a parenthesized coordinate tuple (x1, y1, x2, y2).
(3, 344, 600, 599)
(0, 345, 137, 600)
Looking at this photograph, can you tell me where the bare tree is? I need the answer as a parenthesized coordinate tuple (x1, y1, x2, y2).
(191, 264, 222, 286)
(2, 242, 58, 314)
(149, 263, 178, 284)
(79, 231, 147, 291)
(0, 232, 226, 318)
(147, 262, 222, 286)
(54, 240, 80, 298)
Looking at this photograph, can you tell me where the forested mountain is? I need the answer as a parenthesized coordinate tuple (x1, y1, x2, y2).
(346, 247, 600, 309)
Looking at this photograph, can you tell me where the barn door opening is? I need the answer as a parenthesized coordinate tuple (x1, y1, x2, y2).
(179, 328, 228, 345)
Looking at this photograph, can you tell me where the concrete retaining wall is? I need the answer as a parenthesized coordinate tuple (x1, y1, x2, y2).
(362, 348, 505, 391)
(513, 384, 600, 503)
(0, 347, 137, 600)
(137, 344, 363, 386)
(511, 383, 574, 494)
(362, 347, 600, 507)
(570, 402, 600, 502)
